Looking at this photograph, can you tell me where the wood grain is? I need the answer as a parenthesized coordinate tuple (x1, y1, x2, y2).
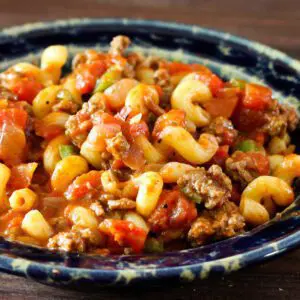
(0, 0, 300, 299)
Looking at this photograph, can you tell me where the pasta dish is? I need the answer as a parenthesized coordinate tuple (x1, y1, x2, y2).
(0, 36, 298, 254)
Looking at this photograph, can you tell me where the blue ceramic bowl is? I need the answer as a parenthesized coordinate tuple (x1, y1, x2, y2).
(0, 18, 300, 288)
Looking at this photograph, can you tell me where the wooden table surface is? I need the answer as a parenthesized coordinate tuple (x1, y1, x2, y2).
(0, 0, 300, 299)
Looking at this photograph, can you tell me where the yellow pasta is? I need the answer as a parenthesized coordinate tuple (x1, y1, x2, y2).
(69, 206, 98, 229)
(171, 72, 212, 126)
(156, 126, 218, 164)
(41, 45, 68, 84)
(268, 154, 284, 174)
(135, 66, 155, 84)
(125, 83, 159, 116)
(80, 125, 107, 169)
(0, 164, 11, 211)
(62, 77, 82, 105)
(32, 85, 62, 118)
(273, 154, 300, 184)
(43, 135, 70, 174)
(9, 188, 37, 211)
(101, 170, 120, 195)
(133, 172, 163, 217)
(159, 162, 195, 183)
(11, 63, 47, 85)
(21, 210, 53, 240)
(135, 135, 166, 163)
(123, 211, 149, 233)
(42, 111, 70, 128)
(240, 176, 294, 226)
(51, 155, 89, 192)
(41, 45, 68, 69)
(104, 78, 138, 110)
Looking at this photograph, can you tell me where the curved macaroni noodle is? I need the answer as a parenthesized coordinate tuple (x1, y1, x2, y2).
(240, 176, 294, 225)
(171, 72, 212, 126)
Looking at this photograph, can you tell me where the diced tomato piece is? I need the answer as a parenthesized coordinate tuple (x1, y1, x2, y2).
(0, 108, 28, 129)
(242, 83, 272, 111)
(194, 72, 224, 96)
(204, 88, 239, 118)
(122, 141, 145, 170)
(65, 170, 102, 201)
(111, 159, 126, 170)
(231, 103, 267, 132)
(34, 120, 64, 140)
(129, 121, 149, 139)
(233, 151, 270, 175)
(247, 130, 266, 146)
(9, 77, 43, 104)
(0, 210, 24, 232)
(152, 109, 186, 140)
(148, 190, 197, 233)
(7, 163, 38, 191)
(0, 120, 26, 166)
(75, 61, 107, 94)
(210, 145, 229, 167)
(99, 219, 148, 253)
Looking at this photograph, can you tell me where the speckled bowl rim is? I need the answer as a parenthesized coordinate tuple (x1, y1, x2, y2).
(0, 18, 300, 285)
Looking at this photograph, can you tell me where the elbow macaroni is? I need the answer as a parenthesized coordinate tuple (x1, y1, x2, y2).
(21, 210, 53, 240)
(43, 135, 70, 174)
(273, 154, 300, 184)
(240, 176, 294, 226)
(171, 72, 212, 127)
(133, 172, 163, 217)
(125, 83, 159, 116)
(51, 155, 89, 192)
(9, 188, 37, 211)
(156, 126, 218, 164)
(135, 135, 166, 163)
(69, 206, 98, 229)
(104, 78, 138, 110)
(159, 162, 195, 183)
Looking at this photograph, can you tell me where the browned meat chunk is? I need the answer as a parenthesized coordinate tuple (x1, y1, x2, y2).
(203, 117, 238, 146)
(139, 56, 164, 70)
(47, 228, 104, 252)
(177, 165, 232, 209)
(106, 132, 130, 160)
(48, 217, 70, 232)
(109, 35, 131, 57)
(107, 198, 136, 210)
(154, 69, 171, 89)
(225, 151, 270, 188)
(65, 94, 108, 147)
(90, 201, 105, 217)
(262, 101, 299, 136)
(188, 201, 245, 246)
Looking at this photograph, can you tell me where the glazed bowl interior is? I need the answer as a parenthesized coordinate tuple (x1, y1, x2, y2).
(0, 18, 300, 286)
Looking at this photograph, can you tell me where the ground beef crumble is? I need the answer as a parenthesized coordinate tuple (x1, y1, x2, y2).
(107, 198, 136, 210)
(262, 100, 299, 137)
(47, 228, 104, 252)
(188, 201, 245, 246)
(203, 117, 238, 146)
(225, 151, 270, 188)
(109, 35, 131, 57)
(177, 165, 232, 209)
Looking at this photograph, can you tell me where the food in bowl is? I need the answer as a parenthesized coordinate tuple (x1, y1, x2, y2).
(0, 35, 298, 255)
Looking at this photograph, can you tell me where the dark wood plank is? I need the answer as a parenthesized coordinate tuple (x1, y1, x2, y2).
(0, 0, 299, 298)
